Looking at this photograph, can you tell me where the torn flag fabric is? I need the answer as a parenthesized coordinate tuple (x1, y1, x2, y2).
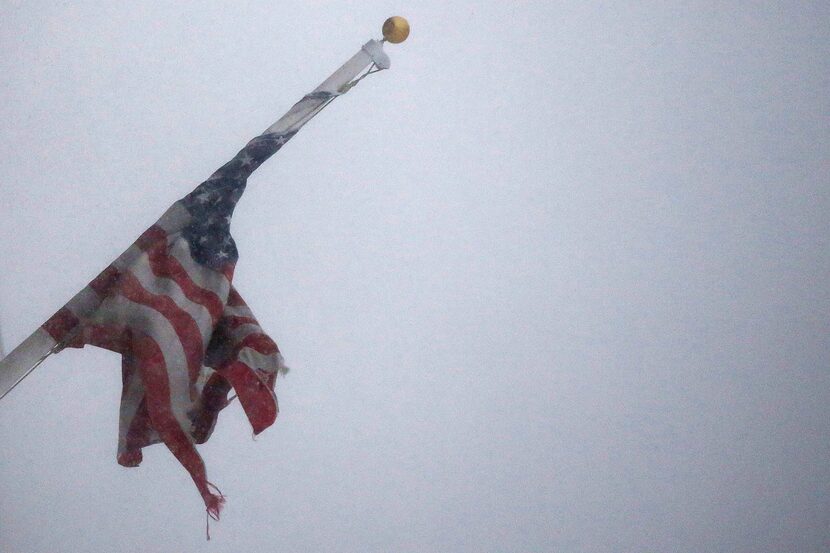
(42, 131, 293, 517)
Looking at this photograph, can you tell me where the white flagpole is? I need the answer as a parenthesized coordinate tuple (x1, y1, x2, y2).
(0, 330, 63, 401)
(0, 18, 408, 403)
(262, 38, 390, 136)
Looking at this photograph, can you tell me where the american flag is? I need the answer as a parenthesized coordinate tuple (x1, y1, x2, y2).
(41, 130, 294, 518)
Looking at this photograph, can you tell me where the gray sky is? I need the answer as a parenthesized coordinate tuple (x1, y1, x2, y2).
(1, 2, 829, 552)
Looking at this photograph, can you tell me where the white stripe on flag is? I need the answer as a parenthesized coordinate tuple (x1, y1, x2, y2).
(237, 347, 283, 372)
(92, 295, 194, 429)
(63, 285, 105, 320)
(118, 368, 146, 455)
(155, 202, 192, 234)
(129, 252, 214, 348)
(230, 324, 264, 344)
(168, 239, 231, 302)
(223, 304, 255, 319)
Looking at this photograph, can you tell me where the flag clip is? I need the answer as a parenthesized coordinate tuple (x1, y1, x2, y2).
(362, 40, 391, 70)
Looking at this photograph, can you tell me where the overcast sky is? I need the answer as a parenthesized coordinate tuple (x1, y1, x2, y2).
(1, 2, 829, 552)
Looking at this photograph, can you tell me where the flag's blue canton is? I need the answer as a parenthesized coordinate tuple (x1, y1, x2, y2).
(181, 131, 297, 269)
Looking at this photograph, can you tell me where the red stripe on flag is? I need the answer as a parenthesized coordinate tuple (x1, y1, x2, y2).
(119, 397, 152, 467)
(224, 315, 258, 329)
(134, 225, 167, 251)
(216, 360, 278, 434)
(132, 332, 223, 517)
(141, 239, 225, 323)
(118, 272, 204, 387)
(89, 265, 121, 297)
(234, 333, 279, 356)
(81, 322, 130, 353)
(42, 307, 79, 342)
(221, 263, 235, 282)
(227, 287, 244, 307)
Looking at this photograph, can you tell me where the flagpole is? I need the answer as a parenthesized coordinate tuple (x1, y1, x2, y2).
(260, 15, 408, 136)
(0, 329, 61, 403)
(0, 17, 409, 403)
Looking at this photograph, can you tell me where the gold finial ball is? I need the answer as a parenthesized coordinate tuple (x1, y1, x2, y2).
(382, 16, 410, 43)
